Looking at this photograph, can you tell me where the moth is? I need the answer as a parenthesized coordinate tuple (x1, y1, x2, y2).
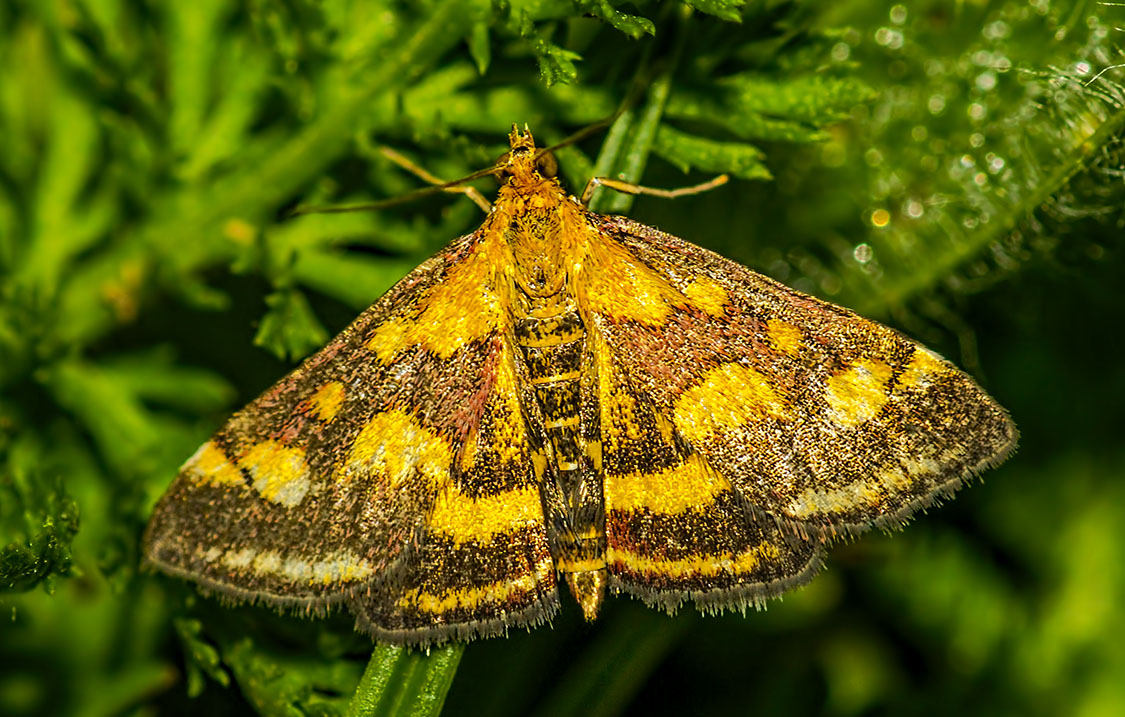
(144, 126, 1017, 646)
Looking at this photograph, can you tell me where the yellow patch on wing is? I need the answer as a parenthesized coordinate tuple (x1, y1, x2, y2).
(342, 409, 452, 488)
(487, 343, 527, 462)
(396, 556, 554, 613)
(585, 440, 603, 472)
(767, 319, 803, 357)
(184, 441, 244, 487)
(366, 319, 409, 364)
(683, 276, 729, 317)
(607, 542, 782, 578)
(458, 430, 479, 473)
(218, 547, 375, 585)
(307, 381, 346, 421)
(824, 358, 894, 427)
(532, 450, 549, 481)
(594, 337, 644, 444)
(366, 234, 509, 362)
(898, 347, 948, 389)
(580, 237, 688, 325)
(674, 362, 790, 444)
(428, 485, 544, 547)
(239, 440, 311, 507)
(787, 448, 964, 519)
(603, 385, 641, 442)
(605, 454, 732, 515)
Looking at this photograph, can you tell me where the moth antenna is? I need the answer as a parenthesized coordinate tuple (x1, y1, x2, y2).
(287, 163, 503, 217)
(580, 174, 729, 206)
(534, 115, 619, 162)
(379, 147, 493, 212)
(290, 108, 635, 218)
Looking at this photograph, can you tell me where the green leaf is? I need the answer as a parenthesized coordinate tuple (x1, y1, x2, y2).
(291, 250, 420, 311)
(176, 40, 273, 182)
(653, 124, 771, 180)
(468, 21, 491, 74)
(44, 360, 166, 476)
(717, 72, 875, 124)
(577, 0, 655, 38)
(99, 349, 235, 414)
(684, 0, 745, 23)
(174, 617, 231, 697)
(0, 499, 79, 594)
(662, 72, 873, 145)
(254, 289, 330, 362)
(666, 90, 829, 143)
(513, 12, 582, 86)
(0, 436, 79, 593)
(222, 637, 362, 717)
(14, 86, 119, 299)
(166, 0, 232, 160)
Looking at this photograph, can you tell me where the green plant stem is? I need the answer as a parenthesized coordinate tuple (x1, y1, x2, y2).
(346, 644, 465, 717)
(587, 5, 689, 214)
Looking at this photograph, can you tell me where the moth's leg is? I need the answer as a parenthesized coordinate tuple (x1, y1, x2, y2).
(580, 174, 729, 206)
(380, 147, 493, 213)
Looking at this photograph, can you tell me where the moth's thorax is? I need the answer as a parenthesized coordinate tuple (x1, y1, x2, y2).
(497, 177, 584, 300)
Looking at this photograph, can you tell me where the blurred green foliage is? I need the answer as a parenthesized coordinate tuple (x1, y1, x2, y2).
(2, 0, 1124, 715)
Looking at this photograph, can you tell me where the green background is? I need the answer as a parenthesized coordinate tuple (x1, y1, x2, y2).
(2, 0, 1124, 715)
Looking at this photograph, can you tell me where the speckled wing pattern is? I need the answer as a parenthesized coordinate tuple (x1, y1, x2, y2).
(581, 213, 1017, 607)
(144, 228, 560, 645)
(586, 317, 824, 611)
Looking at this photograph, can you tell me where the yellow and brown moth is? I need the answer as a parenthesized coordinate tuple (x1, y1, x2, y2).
(144, 126, 1017, 646)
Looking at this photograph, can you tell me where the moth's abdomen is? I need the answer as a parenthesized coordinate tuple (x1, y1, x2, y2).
(514, 304, 585, 480)
(514, 293, 608, 619)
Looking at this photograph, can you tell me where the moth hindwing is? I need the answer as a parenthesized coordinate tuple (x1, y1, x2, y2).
(144, 126, 1017, 646)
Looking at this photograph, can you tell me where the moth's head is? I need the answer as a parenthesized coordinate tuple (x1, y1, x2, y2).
(496, 124, 559, 187)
